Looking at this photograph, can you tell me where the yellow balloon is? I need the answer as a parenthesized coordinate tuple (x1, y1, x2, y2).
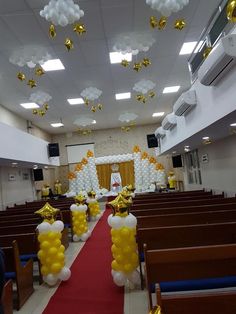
(57, 252, 65, 261)
(51, 263, 62, 274)
(124, 263, 133, 273)
(41, 265, 49, 276)
(111, 260, 119, 271)
(48, 247, 58, 256)
(120, 227, 130, 238)
(38, 233, 48, 242)
(37, 250, 45, 260)
(53, 239, 61, 247)
(59, 245, 65, 253)
(41, 241, 50, 250)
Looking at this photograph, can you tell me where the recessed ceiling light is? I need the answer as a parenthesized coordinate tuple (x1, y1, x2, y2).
(67, 98, 84, 105)
(179, 41, 204, 55)
(109, 52, 132, 64)
(51, 122, 64, 128)
(230, 123, 236, 127)
(115, 92, 131, 100)
(33, 165, 38, 169)
(20, 102, 39, 109)
(41, 59, 65, 71)
(202, 136, 210, 140)
(152, 112, 165, 117)
(163, 86, 180, 94)
(92, 120, 96, 124)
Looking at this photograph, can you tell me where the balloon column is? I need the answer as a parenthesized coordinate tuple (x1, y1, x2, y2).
(35, 203, 71, 286)
(107, 191, 140, 287)
(70, 194, 91, 242)
(87, 191, 102, 221)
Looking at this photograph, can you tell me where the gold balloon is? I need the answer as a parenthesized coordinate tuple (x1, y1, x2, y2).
(142, 58, 151, 67)
(149, 305, 162, 314)
(227, 0, 236, 22)
(73, 23, 86, 35)
(35, 67, 45, 76)
(149, 91, 155, 98)
(97, 103, 103, 110)
(158, 16, 167, 30)
(121, 59, 129, 67)
(32, 109, 38, 115)
(27, 79, 37, 88)
(49, 24, 56, 38)
(174, 19, 186, 30)
(133, 62, 142, 72)
(44, 103, 49, 110)
(38, 110, 46, 116)
(64, 38, 74, 51)
(84, 98, 89, 105)
(136, 94, 144, 101)
(17, 72, 26, 81)
(150, 16, 158, 28)
(203, 46, 212, 59)
(91, 105, 96, 112)
(35, 202, 59, 224)
(142, 97, 146, 104)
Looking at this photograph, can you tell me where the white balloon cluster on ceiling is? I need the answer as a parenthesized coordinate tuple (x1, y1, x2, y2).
(133, 79, 156, 94)
(80, 87, 102, 101)
(73, 116, 95, 127)
(146, 0, 189, 17)
(9, 45, 51, 68)
(113, 32, 156, 55)
(118, 112, 138, 123)
(29, 91, 52, 106)
(40, 0, 84, 26)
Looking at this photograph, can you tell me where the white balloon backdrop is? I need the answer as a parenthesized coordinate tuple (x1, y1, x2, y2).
(146, 0, 189, 17)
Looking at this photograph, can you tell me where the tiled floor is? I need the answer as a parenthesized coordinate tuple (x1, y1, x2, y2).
(14, 210, 148, 314)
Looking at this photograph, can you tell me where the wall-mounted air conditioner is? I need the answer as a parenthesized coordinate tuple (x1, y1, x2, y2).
(198, 33, 236, 86)
(161, 113, 177, 130)
(155, 127, 166, 139)
(173, 90, 197, 116)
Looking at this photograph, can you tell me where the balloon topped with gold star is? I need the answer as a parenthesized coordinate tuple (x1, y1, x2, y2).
(65, 38, 74, 51)
(121, 59, 130, 67)
(49, 24, 56, 38)
(27, 79, 37, 88)
(74, 194, 86, 205)
(17, 72, 26, 81)
(35, 202, 59, 224)
(150, 16, 167, 30)
(108, 193, 132, 217)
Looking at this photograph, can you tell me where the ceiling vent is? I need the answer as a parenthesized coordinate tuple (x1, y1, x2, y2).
(173, 90, 197, 116)
(155, 127, 166, 139)
(198, 33, 236, 86)
(161, 113, 177, 131)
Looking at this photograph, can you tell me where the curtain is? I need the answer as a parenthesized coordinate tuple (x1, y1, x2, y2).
(96, 161, 134, 190)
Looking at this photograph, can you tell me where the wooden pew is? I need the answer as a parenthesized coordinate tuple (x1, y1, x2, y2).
(134, 189, 207, 199)
(137, 222, 236, 288)
(137, 209, 236, 228)
(3, 241, 34, 310)
(2, 280, 13, 314)
(144, 243, 236, 310)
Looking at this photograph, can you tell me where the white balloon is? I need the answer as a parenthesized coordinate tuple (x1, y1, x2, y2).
(107, 214, 113, 226)
(51, 220, 64, 232)
(45, 274, 58, 286)
(110, 216, 123, 229)
(37, 222, 51, 234)
(113, 272, 127, 287)
(81, 233, 89, 241)
(59, 267, 71, 281)
(70, 204, 77, 211)
(124, 214, 137, 228)
(127, 270, 141, 285)
(73, 234, 80, 242)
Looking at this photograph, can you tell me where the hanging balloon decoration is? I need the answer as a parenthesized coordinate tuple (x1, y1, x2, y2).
(113, 32, 155, 72)
(9, 45, 51, 88)
(35, 203, 71, 286)
(77, 128, 92, 135)
(80, 87, 104, 112)
(150, 16, 167, 30)
(227, 0, 236, 22)
(121, 122, 136, 132)
(29, 90, 52, 117)
(133, 79, 156, 104)
(203, 46, 213, 60)
(107, 192, 140, 288)
(40, 0, 86, 52)
(70, 194, 91, 242)
(86, 191, 102, 221)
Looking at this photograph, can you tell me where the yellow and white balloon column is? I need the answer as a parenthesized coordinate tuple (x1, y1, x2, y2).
(70, 194, 91, 242)
(107, 191, 140, 287)
(36, 203, 71, 286)
(87, 191, 102, 221)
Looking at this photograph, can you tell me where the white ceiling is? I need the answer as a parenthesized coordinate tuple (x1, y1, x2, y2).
(0, 0, 222, 134)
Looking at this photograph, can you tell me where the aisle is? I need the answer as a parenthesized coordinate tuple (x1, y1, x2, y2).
(43, 209, 124, 314)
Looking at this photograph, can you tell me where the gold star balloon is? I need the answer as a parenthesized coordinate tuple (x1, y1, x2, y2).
(150, 16, 158, 28)
(133, 62, 142, 72)
(136, 94, 144, 102)
(91, 105, 96, 113)
(27, 79, 37, 88)
(97, 103, 103, 110)
(38, 110, 46, 116)
(43, 103, 49, 111)
(149, 305, 162, 314)
(149, 91, 155, 98)
(174, 19, 186, 30)
(35, 202, 59, 224)
(17, 72, 26, 81)
(227, 0, 236, 22)
(159, 16, 167, 30)
(142, 58, 151, 67)
(84, 98, 89, 105)
(121, 59, 129, 67)
(32, 109, 38, 115)
(65, 38, 74, 51)
(203, 46, 213, 59)
(49, 24, 56, 38)
(35, 67, 45, 76)
(73, 23, 86, 35)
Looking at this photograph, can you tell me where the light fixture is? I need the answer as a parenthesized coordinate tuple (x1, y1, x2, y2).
(202, 136, 210, 140)
(172, 151, 177, 154)
(33, 165, 38, 169)
(41, 59, 65, 71)
(179, 41, 204, 55)
(92, 120, 96, 124)
(12, 162, 18, 165)
(230, 123, 236, 127)
(51, 122, 64, 128)
(67, 98, 84, 105)
(152, 112, 165, 117)
(115, 92, 131, 100)
(185, 145, 190, 148)
(163, 86, 180, 94)
(109, 52, 132, 64)
(20, 102, 39, 109)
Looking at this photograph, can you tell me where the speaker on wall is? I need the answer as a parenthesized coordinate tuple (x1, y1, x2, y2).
(48, 143, 60, 157)
(147, 134, 158, 148)
(172, 155, 183, 168)
(33, 168, 44, 181)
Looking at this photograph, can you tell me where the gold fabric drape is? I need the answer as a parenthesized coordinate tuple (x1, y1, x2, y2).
(96, 161, 134, 190)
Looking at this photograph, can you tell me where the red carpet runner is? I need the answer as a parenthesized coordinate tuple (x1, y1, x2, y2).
(43, 209, 124, 314)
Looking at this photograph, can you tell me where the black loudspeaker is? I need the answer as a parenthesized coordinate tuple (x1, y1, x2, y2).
(147, 134, 158, 148)
(48, 143, 60, 157)
(33, 169, 44, 181)
(172, 155, 183, 168)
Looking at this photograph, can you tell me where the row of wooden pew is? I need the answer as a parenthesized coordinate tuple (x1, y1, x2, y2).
(132, 190, 236, 313)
